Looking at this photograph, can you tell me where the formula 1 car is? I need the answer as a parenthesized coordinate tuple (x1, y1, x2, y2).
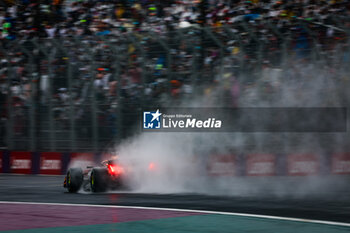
(63, 159, 125, 193)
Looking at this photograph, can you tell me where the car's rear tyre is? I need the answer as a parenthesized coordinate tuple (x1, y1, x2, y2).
(90, 168, 108, 192)
(66, 168, 83, 193)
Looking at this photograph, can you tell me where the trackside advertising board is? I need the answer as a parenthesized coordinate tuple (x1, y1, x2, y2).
(2, 151, 350, 176)
(332, 153, 350, 174)
(70, 153, 95, 169)
(246, 154, 276, 176)
(10, 151, 32, 174)
(40, 152, 62, 175)
(287, 154, 319, 176)
(207, 154, 236, 176)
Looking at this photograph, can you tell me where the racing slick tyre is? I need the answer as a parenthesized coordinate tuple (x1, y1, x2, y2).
(66, 168, 83, 193)
(90, 168, 109, 192)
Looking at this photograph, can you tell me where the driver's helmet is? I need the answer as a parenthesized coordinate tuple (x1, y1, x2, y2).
(101, 155, 119, 166)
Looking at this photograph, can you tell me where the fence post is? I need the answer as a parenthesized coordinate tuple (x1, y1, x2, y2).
(223, 24, 244, 83)
(19, 41, 36, 151)
(90, 47, 98, 152)
(151, 32, 172, 98)
(101, 36, 121, 146)
(67, 44, 76, 152)
(4, 51, 13, 150)
(114, 47, 122, 145)
(203, 27, 224, 105)
(47, 39, 60, 152)
(128, 34, 146, 105)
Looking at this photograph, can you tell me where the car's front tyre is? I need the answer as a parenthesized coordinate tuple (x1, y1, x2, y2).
(66, 168, 83, 193)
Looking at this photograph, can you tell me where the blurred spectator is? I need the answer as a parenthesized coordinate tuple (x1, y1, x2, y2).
(0, 0, 349, 149)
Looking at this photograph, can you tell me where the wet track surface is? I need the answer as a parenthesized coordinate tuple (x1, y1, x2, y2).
(0, 174, 349, 224)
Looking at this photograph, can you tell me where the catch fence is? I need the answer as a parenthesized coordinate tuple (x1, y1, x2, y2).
(1, 20, 350, 152)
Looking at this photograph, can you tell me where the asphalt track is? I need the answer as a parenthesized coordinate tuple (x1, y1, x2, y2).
(0, 174, 350, 232)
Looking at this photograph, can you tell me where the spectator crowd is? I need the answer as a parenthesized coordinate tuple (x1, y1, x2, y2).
(0, 0, 350, 150)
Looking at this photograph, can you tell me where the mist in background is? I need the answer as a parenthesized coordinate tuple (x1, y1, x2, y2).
(108, 57, 350, 198)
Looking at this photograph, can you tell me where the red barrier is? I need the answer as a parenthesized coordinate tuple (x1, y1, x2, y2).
(69, 153, 95, 169)
(332, 153, 350, 174)
(40, 152, 62, 175)
(207, 154, 236, 176)
(246, 154, 276, 176)
(287, 154, 319, 176)
(10, 151, 32, 174)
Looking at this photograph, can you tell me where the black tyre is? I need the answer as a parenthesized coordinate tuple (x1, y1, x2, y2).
(66, 168, 83, 193)
(90, 168, 109, 192)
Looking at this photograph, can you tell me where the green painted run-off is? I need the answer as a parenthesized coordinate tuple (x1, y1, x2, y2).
(2, 214, 349, 233)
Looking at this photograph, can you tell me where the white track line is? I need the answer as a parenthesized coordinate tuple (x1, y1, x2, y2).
(0, 201, 349, 227)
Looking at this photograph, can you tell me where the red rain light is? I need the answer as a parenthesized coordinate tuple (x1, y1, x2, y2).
(148, 162, 156, 171)
(108, 164, 124, 176)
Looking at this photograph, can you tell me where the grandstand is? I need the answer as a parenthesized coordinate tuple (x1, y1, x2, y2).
(0, 0, 350, 152)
